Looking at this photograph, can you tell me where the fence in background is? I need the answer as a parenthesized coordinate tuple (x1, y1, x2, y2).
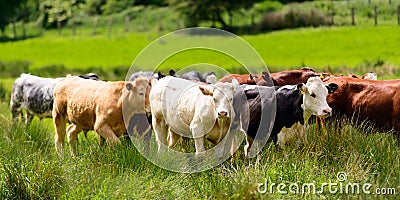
(3, 0, 400, 39)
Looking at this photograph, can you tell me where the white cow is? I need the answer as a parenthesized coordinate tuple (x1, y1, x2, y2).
(150, 76, 239, 157)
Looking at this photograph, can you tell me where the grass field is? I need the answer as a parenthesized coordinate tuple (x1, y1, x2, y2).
(0, 100, 399, 199)
(0, 25, 400, 78)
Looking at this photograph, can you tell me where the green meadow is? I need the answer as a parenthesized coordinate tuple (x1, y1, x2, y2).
(1, 2, 400, 198)
(0, 25, 399, 76)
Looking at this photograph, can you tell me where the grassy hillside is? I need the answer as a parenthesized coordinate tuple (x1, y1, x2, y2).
(0, 25, 399, 79)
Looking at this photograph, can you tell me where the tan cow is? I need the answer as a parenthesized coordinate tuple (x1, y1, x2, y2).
(52, 75, 150, 156)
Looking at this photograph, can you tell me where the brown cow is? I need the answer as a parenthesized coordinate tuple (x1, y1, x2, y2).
(322, 71, 377, 81)
(218, 71, 273, 86)
(324, 76, 400, 142)
(218, 68, 316, 86)
(53, 75, 151, 155)
(270, 67, 315, 86)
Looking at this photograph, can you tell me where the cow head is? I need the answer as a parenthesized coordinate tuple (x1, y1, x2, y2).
(198, 79, 239, 119)
(362, 71, 377, 80)
(124, 76, 151, 114)
(297, 77, 338, 117)
(204, 72, 217, 84)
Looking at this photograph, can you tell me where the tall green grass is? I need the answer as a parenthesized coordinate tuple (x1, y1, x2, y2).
(0, 101, 398, 199)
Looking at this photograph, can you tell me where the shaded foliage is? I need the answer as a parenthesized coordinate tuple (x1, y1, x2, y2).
(171, 0, 261, 28)
(0, 0, 27, 33)
(258, 9, 329, 31)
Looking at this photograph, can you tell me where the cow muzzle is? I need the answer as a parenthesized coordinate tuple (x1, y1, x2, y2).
(321, 108, 332, 117)
(218, 111, 228, 118)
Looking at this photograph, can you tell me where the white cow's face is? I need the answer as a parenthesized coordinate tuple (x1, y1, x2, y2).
(298, 77, 338, 117)
(199, 79, 239, 118)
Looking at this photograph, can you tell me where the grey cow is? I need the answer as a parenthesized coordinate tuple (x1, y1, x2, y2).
(181, 71, 217, 84)
(10, 73, 99, 125)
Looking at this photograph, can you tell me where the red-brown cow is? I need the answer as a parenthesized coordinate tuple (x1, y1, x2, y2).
(324, 76, 400, 142)
(218, 71, 272, 86)
(218, 68, 316, 86)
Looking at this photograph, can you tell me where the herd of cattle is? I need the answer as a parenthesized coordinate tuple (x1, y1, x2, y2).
(10, 67, 400, 158)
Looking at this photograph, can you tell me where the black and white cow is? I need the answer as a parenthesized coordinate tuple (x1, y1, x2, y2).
(181, 71, 217, 84)
(129, 70, 178, 81)
(10, 73, 99, 125)
(234, 77, 338, 157)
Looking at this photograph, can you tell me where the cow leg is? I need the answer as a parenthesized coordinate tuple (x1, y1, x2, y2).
(53, 111, 66, 155)
(95, 123, 121, 145)
(26, 112, 34, 126)
(10, 102, 22, 124)
(167, 129, 181, 148)
(66, 124, 81, 156)
(152, 116, 168, 153)
(193, 137, 205, 156)
(244, 135, 254, 158)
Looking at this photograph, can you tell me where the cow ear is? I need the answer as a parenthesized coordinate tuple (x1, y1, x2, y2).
(326, 83, 338, 94)
(169, 69, 176, 76)
(297, 83, 307, 95)
(199, 85, 213, 96)
(126, 83, 134, 91)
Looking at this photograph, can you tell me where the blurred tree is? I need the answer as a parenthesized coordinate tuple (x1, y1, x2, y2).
(171, 0, 260, 28)
(0, 0, 27, 34)
(85, 0, 107, 15)
(101, 0, 135, 15)
(134, 0, 167, 6)
(40, 0, 84, 29)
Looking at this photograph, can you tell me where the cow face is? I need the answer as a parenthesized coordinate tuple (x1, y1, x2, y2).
(199, 79, 239, 118)
(297, 77, 338, 117)
(124, 77, 151, 113)
(204, 72, 217, 84)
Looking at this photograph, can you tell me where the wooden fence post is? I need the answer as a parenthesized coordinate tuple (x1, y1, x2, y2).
(71, 19, 76, 36)
(38, 19, 43, 36)
(108, 17, 113, 37)
(57, 20, 62, 36)
(398, 5, 400, 25)
(22, 21, 26, 38)
(176, 19, 181, 30)
(92, 16, 98, 35)
(330, 6, 335, 25)
(12, 21, 17, 39)
(142, 16, 147, 32)
(351, 7, 355, 25)
(311, 9, 314, 25)
(157, 16, 163, 32)
(124, 16, 130, 32)
(374, 5, 378, 26)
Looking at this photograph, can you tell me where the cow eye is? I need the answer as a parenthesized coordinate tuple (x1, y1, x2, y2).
(310, 93, 316, 98)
